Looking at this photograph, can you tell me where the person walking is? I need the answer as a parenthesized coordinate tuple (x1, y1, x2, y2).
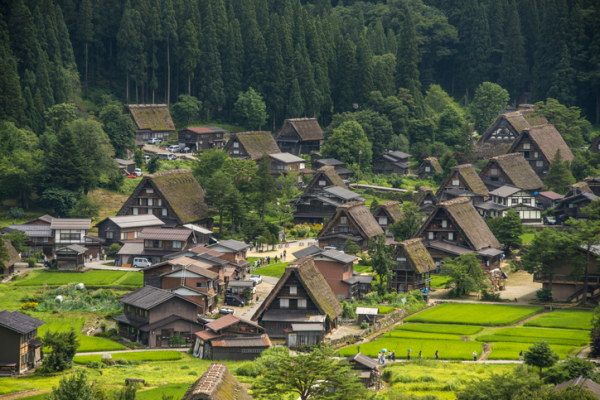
(519, 350, 523, 361)
(275, 255, 278, 263)
(357, 345, 360, 354)
(392, 351, 396, 361)
(283, 250, 287, 260)
(435, 350, 439, 360)
(419, 350, 422, 359)
(473, 351, 477, 361)
(407, 349, 411, 360)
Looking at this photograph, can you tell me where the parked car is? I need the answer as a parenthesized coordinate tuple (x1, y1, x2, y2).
(148, 138, 161, 144)
(143, 155, 150, 163)
(323, 246, 337, 251)
(249, 274, 262, 284)
(158, 153, 171, 160)
(219, 307, 235, 315)
(544, 216, 557, 225)
(132, 258, 151, 268)
(167, 145, 180, 152)
(126, 173, 138, 178)
(134, 168, 143, 177)
(224, 295, 245, 307)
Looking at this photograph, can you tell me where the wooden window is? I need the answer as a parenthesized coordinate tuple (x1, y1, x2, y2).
(106, 231, 113, 239)
(147, 208, 152, 214)
(280, 299, 289, 308)
(340, 216, 347, 224)
(172, 241, 182, 249)
(523, 198, 531, 204)
(428, 232, 434, 240)
(137, 198, 142, 206)
(121, 232, 127, 240)
(534, 152, 539, 158)
(397, 257, 407, 268)
(536, 161, 543, 167)
(339, 226, 348, 233)
(452, 179, 459, 186)
(425, 166, 430, 172)
(448, 232, 454, 240)
(523, 143, 531, 150)
(298, 299, 307, 308)
(157, 199, 162, 206)
(146, 189, 154, 194)
(162, 208, 168, 216)
(319, 180, 326, 186)
(233, 142, 239, 148)
(133, 208, 138, 215)
(491, 168, 498, 176)
(441, 220, 447, 228)
(378, 217, 387, 225)
(290, 286, 297, 295)
(147, 198, 153, 206)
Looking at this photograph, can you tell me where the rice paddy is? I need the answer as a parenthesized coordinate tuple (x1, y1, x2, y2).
(524, 309, 593, 330)
(15, 270, 143, 287)
(405, 303, 544, 326)
(396, 324, 483, 335)
(339, 338, 483, 360)
(487, 342, 579, 360)
(73, 351, 183, 365)
(384, 331, 463, 341)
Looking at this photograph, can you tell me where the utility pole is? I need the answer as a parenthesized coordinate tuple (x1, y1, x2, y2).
(357, 150, 362, 183)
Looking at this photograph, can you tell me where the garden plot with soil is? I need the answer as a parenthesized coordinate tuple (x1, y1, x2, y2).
(339, 304, 591, 361)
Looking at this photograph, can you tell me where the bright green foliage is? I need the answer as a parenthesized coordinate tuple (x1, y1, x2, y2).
(68, 195, 100, 218)
(233, 88, 267, 130)
(368, 235, 394, 289)
(40, 328, 79, 372)
(147, 155, 159, 174)
(544, 149, 576, 194)
(436, 104, 469, 148)
(0, 147, 43, 210)
(533, 99, 590, 148)
(171, 94, 202, 125)
(0, 238, 9, 272)
(345, 239, 361, 255)
(517, 386, 600, 400)
(251, 347, 367, 400)
(469, 82, 510, 135)
(321, 120, 372, 171)
(46, 370, 107, 400)
(405, 303, 544, 326)
(457, 366, 543, 400)
(3, 230, 28, 254)
(73, 351, 182, 365)
(396, 324, 482, 336)
(99, 104, 136, 158)
(544, 357, 597, 385)
(389, 202, 423, 242)
(41, 188, 78, 217)
(444, 253, 485, 296)
(524, 340, 560, 379)
(486, 209, 524, 251)
(191, 149, 232, 187)
(488, 342, 577, 361)
(525, 310, 592, 330)
(45, 102, 78, 134)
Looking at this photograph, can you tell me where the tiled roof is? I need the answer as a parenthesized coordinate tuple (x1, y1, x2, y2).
(138, 228, 192, 241)
(0, 310, 44, 334)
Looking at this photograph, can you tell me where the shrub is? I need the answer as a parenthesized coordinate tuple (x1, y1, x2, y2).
(170, 334, 186, 347)
(360, 322, 368, 329)
(21, 302, 38, 310)
(87, 361, 105, 369)
(536, 288, 553, 302)
(108, 243, 122, 257)
(236, 362, 261, 377)
(27, 258, 37, 268)
(294, 224, 310, 238)
(289, 229, 297, 236)
(188, 371, 196, 375)
(341, 301, 357, 319)
(115, 359, 128, 365)
(481, 290, 501, 302)
(180, 365, 190, 370)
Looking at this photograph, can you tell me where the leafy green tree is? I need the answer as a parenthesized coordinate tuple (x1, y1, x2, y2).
(517, 387, 600, 400)
(46, 370, 107, 400)
(4, 230, 28, 254)
(469, 82, 510, 135)
(345, 239, 361, 256)
(42, 188, 79, 217)
(436, 104, 468, 148)
(134, 150, 144, 168)
(204, 170, 234, 234)
(457, 365, 543, 400)
(41, 328, 79, 373)
(0, 149, 43, 210)
(544, 357, 597, 385)
(321, 121, 372, 172)
(45, 125, 87, 193)
(544, 149, 575, 195)
(524, 340, 559, 379)
(486, 209, 524, 252)
(241, 214, 266, 244)
(368, 235, 394, 290)
(424, 85, 457, 115)
(369, 198, 379, 213)
(408, 117, 437, 147)
(171, 94, 202, 125)
(444, 253, 485, 296)
(389, 202, 422, 242)
(234, 88, 267, 130)
(521, 228, 575, 293)
(68, 195, 100, 219)
(45, 103, 78, 134)
(250, 346, 366, 400)
(533, 99, 590, 148)
(192, 148, 232, 187)
(224, 186, 245, 237)
(254, 154, 278, 224)
(99, 104, 136, 158)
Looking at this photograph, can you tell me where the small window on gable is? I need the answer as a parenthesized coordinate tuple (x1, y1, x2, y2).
(491, 168, 498, 176)
(319, 180, 326, 186)
(298, 299, 307, 308)
(536, 161, 543, 167)
(146, 189, 154, 194)
(233, 142, 239, 148)
(290, 286, 297, 295)
(428, 232, 434, 240)
(523, 143, 531, 150)
(425, 166, 430, 172)
(441, 220, 447, 228)
(378, 217, 387, 225)
(340, 216, 347, 224)
(157, 199, 162, 206)
(280, 299, 289, 308)
(452, 179, 460, 186)
(448, 232, 454, 240)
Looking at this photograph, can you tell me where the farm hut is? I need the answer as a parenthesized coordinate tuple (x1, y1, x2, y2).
(356, 307, 379, 325)
(223, 131, 281, 161)
(417, 157, 443, 180)
(285, 324, 325, 348)
(317, 202, 384, 251)
(181, 363, 254, 400)
(347, 353, 381, 388)
(54, 244, 88, 271)
(208, 335, 271, 361)
(276, 118, 324, 155)
(1, 240, 19, 277)
(413, 186, 437, 215)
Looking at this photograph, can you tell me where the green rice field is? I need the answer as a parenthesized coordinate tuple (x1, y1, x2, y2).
(524, 309, 592, 330)
(405, 304, 544, 326)
(73, 351, 183, 364)
(491, 327, 589, 345)
(15, 270, 142, 287)
(39, 316, 126, 352)
(396, 324, 483, 336)
(339, 338, 483, 360)
(384, 331, 462, 341)
(488, 342, 578, 360)
(476, 334, 587, 347)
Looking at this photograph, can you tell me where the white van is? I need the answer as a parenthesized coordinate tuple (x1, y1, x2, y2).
(167, 145, 180, 152)
(143, 155, 150, 163)
(158, 153, 171, 160)
(132, 258, 151, 268)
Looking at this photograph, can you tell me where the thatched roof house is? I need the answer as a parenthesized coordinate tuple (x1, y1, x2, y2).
(251, 257, 343, 338)
(479, 153, 543, 191)
(566, 181, 593, 197)
(589, 135, 600, 153)
(223, 131, 281, 161)
(372, 202, 403, 237)
(317, 202, 383, 251)
(293, 166, 350, 224)
(393, 238, 437, 274)
(436, 164, 489, 201)
(117, 169, 211, 228)
(417, 157, 443, 179)
(182, 363, 254, 400)
(1, 239, 20, 276)
(276, 118, 324, 155)
(389, 238, 436, 293)
(124, 105, 175, 143)
(412, 186, 437, 215)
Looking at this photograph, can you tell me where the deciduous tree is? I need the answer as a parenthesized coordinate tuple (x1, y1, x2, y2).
(469, 82, 510, 135)
(444, 253, 485, 296)
(368, 234, 394, 290)
(524, 340, 559, 379)
(389, 202, 422, 242)
(234, 88, 267, 130)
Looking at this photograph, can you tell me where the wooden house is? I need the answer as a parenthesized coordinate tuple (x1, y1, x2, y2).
(507, 125, 574, 179)
(476, 186, 542, 224)
(585, 177, 600, 197)
(479, 153, 543, 192)
(55, 244, 88, 271)
(7, 224, 53, 256)
(223, 131, 281, 161)
(0, 310, 44, 376)
(275, 118, 324, 155)
(317, 202, 384, 251)
(124, 104, 175, 143)
(118, 228, 195, 266)
(207, 239, 250, 273)
(0, 240, 19, 278)
(114, 286, 203, 347)
(23, 215, 54, 226)
(178, 126, 226, 152)
(310, 250, 359, 299)
(436, 164, 489, 202)
(475, 110, 547, 158)
(346, 353, 380, 388)
(415, 198, 503, 270)
(389, 238, 436, 294)
(552, 376, 600, 398)
(267, 152, 306, 178)
(417, 157, 443, 180)
(116, 169, 212, 229)
(95, 215, 165, 247)
(440, 188, 487, 206)
(413, 186, 438, 215)
(50, 218, 95, 250)
(535, 191, 564, 209)
(356, 307, 379, 325)
(293, 166, 357, 224)
(589, 135, 600, 153)
(251, 257, 343, 339)
(192, 314, 267, 360)
(372, 202, 403, 237)
(181, 363, 254, 400)
(115, 158, 136, 175)
(554, 192, 598, 224)
(285, 324, 325, 348)
(373, 151, 411, 176)
(312, 158, 352, 180)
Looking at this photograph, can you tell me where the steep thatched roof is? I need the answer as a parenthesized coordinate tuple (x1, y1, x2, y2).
(318, 166, 347, 189)
(2, 239, 19, 268)
(124, 104, 175, 131)
(509, 125, 574, 163)
(277, 118, 324, 141)
(436, 164, 489, 200)
(418, 198, 501, 251)
(413, 186, 436, 206)
(481, 153, 543, 190)
(318, 202, 384, 240)
(225, 131, 281, 161)
(118, 169, 209, 225)
(567, 182, 593, 197)
(521, 109, 548, 127)
(182, 363, 254, 400)
(375, 202, 403, 224)
(251, 257, 342, 322)
(393, 238, 436, 273)
(590, 135, 600, 152)
(419, 157, 443, 174)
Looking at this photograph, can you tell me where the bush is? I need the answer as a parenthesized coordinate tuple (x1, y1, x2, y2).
(481, 290, 502, 302)
(536, 288, 553, 302)
(341, 301, 357, 319)
(294, 224, 310, 238)
(21, 302, 38, 310)
(87, 361, 105, 369)
(108, 243, 122, 257)
(180, 365, 190, 370)
(360, 322, 368, 329)
(27, 257, 37, 268)
(236, 362, 261, 377)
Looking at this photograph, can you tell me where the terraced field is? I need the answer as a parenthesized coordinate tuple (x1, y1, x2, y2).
(524, 309, 592, 330)
(405, 303, 544, 326)
(39, 316, 126, 352)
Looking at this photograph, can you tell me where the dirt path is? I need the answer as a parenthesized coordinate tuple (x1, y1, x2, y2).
(0, 390, 46, 400)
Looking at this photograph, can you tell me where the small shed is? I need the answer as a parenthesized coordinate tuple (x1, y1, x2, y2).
(285, 323, 324, 348)
(227, 280, 255, 297)
(209, 335, 271, 361)
(356, 307, 379, 325)
(347, 353, 381, 388)
(115, 158, 136, 175)
(55, 244, 88, 271)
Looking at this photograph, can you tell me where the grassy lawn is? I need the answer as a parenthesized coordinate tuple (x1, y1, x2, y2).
(405, 304, 544, 326)
(248, 258, 291, 278)
(39, 316, 126, 352)
(14, 270, 142, 287)
(519, 233, 535, 245)
(378, 306, 396, 314)
(339, 337, 483, 360)
(73, 351, 183, 365)
(524, 309, 592, 330)
(354, 264, 372, 274)
(396, 324, 483, 335)
(430, 275, 451, 289)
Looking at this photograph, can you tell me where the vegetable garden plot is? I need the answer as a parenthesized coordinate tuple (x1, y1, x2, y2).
(405, 304, 544, 326)
(15, 271, 135, 287)
(39, 316, 126, 352)
(396, 324, 483, 335)
(488, 342, 579, 360)
(524, 310, 592, 330)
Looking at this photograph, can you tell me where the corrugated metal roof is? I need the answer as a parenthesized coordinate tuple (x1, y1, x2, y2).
(347, 353, 379, 370)
(208, 239, 249, 252)
(538, 191, 565, 200)
(115, 158, 136, 165)
(316, 158, 344, 166)
(210, 334, 271, 347)
(183, 224, 213, 235)
(195, 330, 220, 340)
(489, 186, 522, 197)
(269, 152, 305, 163)
(56, 244, 88, 253)
(138, 228, 192, 241)
(9, 224, 52, 237)
(50, 218, 91, 230)
(118, 242, 144, 255)
(316, 250, 358, 264)
(105, 215, 165, 229)
(292, 245, 323, 259)
(355, 307, 378, 315)
(291, 323, 323, 331)
(323, 185, 361, 200)
(0, 310, 45, 334)
(227, 280, 254, 288)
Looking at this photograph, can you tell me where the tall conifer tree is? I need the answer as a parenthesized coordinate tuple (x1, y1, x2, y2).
(77, 0, 93, 98)
(200, 2, 225, 120)
(163, 0, 178, 105)
(396, 12, 424, 118)
(355, 37, 374, 106)
(222, 18, 243, 118)
(335, 35, 356, 112)
(55, 5, 76, 69)
(179, 19, 200, 96)
(499, 2, 527, 103)
(8, 0, 41, 75)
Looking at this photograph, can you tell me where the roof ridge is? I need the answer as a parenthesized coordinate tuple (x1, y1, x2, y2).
(147, 169, 192, 179)
(440, 197, 471, 207)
